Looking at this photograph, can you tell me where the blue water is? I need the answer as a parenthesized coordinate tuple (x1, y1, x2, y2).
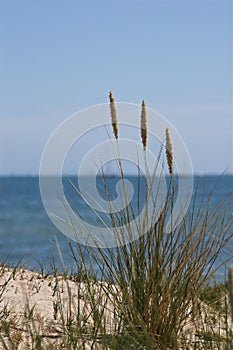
(0, 175, 232, 274)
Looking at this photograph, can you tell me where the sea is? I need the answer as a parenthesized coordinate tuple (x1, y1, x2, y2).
(0, 175, 232, 277)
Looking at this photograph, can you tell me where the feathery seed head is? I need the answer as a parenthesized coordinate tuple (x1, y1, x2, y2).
(109, 91, 118, 140)
(140, 100, 148, 151)
(109, 90, 114, 103)
(165, 128, 173, 176)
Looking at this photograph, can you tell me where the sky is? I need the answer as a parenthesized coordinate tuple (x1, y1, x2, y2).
(1, 0, 232, 175)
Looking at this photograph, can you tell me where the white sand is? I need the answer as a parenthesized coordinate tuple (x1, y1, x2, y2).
(0, 267, 231, 349)
(0, 267, 114, 349)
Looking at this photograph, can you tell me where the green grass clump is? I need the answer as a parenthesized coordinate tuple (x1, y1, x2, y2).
(0, 93, 232, 349)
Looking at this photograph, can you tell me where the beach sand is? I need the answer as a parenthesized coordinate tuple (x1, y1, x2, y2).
(0, 267, 115, 349)
(0, 267, 231, 349)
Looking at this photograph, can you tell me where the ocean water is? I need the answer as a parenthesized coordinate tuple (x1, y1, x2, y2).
(0, 175, 232, 274)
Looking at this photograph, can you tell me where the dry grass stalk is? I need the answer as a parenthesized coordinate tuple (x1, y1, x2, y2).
(165, 128, 173, 176)
(229, 265, 233, 324)
(109, 91, 118, 140)
(140, 100, 148, 150)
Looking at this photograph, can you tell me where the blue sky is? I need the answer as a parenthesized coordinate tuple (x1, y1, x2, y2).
(1, 0, 232, 175)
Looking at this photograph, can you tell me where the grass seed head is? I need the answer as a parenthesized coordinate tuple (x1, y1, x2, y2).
(140, 100, 148, 151)
(109, 91, 118, 140)
(165, 128, 173, 176)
